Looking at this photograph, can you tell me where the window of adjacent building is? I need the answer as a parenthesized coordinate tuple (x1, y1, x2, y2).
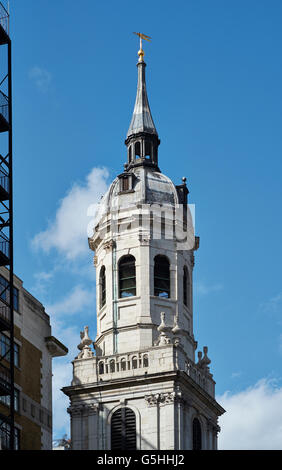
(192, 417, 202, 450)
(0, 274, 19, 312)
(22, 397, 27, 412)
(0, 333, 19, 367)
(13, 287, 19, 312)
(14, 342, 19, 368)
(154, 255, 170, 298)
(0, 388, 20, 412)
(100, 266, 106, 309)
(14, 427, 20, 450)
(0, 420, 20, 450)
(118, 255, 136, 298)
(14, 389, 19, 412)
(0, 332, 9, 358)
(183, 266, 188, 307)
(111, 408, 137, 451)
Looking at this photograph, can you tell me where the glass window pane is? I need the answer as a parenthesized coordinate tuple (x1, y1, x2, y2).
(119, 256, 136, 298)
(0, 275, 19, 311)
(154, 255, 170, 298)
(13, 288, 19, 311)
(100, 266, 106, 308)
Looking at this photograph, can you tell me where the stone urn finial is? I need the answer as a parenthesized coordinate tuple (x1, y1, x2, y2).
(197, 346, 211, 372)
(77, 326, 94, 359)
(158, 312, 168, 332)
(172, 312, 181, 335)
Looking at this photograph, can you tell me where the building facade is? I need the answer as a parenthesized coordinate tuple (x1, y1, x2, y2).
(63, 43, 225, 450)
(0, 267, 68, 450)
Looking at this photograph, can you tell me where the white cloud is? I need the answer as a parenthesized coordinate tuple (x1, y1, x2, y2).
(31, 270, 55, 297)
(218, 378, 282, 449)
(32, 167, 109, 260)
(29, 66, 52, 93)
(46, 284, 95, 317)
(260, 291, 282, 314)
(194, 281, 223, 296)
(231, 371, 242, 379)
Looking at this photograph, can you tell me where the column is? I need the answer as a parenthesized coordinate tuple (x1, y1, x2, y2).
(144, 394, 160, 450)
(67, 404, 83, 450)
(87, 404, 99, 450)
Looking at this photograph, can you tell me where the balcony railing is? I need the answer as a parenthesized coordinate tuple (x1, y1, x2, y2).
(0, 231, 9, 262)
(94, 347, 215, 397)
(0, 91, 8, 125)
(0, 169, 9, 195)
(0, 2, 9, 37)
(97, 351, 149, 376)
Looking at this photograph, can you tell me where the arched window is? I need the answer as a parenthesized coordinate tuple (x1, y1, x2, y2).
(183, 266, 188, 307)
(100, 266, 106, 308)
(132, 356, 138, 369)
(111, 408, 136, 451)
(119, 255, 136, 298)
(145, 142, 151, 159)
(143, 354, 149, 368)
(192, 418, 202, 450)
(121, 358, 126, 371)
(110, 360, 115, 373)
(154, 255, 170, 298)
(135, 141, 141, 159)
(99, 362, 104, 375)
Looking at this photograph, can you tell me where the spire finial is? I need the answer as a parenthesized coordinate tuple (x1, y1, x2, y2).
(133, 32, 151, 62)
(127, 32, 158, 139)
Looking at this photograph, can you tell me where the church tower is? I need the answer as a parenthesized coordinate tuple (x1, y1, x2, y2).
(62, 38, 225, 451)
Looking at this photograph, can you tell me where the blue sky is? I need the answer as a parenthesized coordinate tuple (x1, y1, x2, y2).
(7, 0, 282, 448)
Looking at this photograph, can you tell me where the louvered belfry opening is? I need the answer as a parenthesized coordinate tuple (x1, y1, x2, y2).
(119, 255, 136, 298)
(111, 407, 137, 451)
(154, 255, 170, 298)
(99, 265, 106, 308)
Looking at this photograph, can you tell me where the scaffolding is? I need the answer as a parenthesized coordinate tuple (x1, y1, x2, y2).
(0, 1, 15, 450)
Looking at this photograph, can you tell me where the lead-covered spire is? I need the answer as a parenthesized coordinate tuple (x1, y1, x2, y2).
(127, 50, 158, 138)
(125, 36, 160, 171)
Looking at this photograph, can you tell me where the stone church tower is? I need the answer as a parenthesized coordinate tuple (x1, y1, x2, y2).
(62, 42, 225, 451)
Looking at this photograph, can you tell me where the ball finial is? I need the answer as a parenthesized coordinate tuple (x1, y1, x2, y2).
(138, 48, 145, 62)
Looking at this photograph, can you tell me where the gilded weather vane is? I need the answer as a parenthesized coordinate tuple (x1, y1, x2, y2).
(133, 32, 152, 61)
